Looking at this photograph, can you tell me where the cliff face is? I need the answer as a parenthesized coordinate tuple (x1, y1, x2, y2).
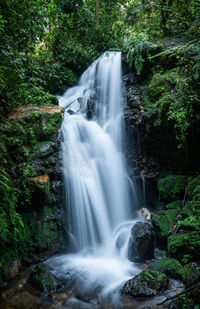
(0, 105, 65, 283)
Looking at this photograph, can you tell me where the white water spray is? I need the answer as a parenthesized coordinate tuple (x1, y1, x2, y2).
(48, 52, 140, 306)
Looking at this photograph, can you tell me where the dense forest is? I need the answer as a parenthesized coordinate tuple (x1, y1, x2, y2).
(0, 0, 200, 308)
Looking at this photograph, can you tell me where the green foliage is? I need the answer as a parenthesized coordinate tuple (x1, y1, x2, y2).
(187, 176, 200, 199)
(151, 209, 179, 238)
(124, 0, 200, 39)
(0, 168, 25, 245)
(158, 175, 187, 202)
(0, 110, 63, 282)
(179, 293, 193, 309)
(0, 0, 127, 115)
(124, 34, 157, 74)
(142, 41, 200, 147)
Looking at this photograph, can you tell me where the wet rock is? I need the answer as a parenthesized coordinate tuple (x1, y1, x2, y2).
(154, 248, 167, 260)
(164, 297, 180, 308)
(28, 264, 63, 293)
(182, 262, 200, 288)
(51, 180, 63, 194)
(150, 258, 183, 279)
(128, 221, 154, 262)
(39, 142, 55, 157)
(136, 208, 151, 221)
(122, 270, 168, 297)
(8, 259, 21, 279)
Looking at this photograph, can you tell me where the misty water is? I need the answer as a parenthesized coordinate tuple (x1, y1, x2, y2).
(47, 52, 141, 307)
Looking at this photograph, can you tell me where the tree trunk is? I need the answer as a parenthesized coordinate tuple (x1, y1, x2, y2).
(96, 0, 99, 28)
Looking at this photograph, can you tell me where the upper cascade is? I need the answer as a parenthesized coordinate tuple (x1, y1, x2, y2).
(59, 51, 135, 253)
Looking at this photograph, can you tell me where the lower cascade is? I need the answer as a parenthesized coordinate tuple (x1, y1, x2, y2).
(47, 52, 140, 306)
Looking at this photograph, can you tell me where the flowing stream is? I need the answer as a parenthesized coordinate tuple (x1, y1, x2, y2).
(47, 52, 140, 307)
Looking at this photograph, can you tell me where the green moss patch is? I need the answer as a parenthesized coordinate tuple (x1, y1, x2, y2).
(150, 257, 183, 279)
(158, 175, 188, 202)
(151, 209, 179, 238)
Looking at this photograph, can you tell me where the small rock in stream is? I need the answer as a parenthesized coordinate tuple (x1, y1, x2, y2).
(122, 269, 168, 298)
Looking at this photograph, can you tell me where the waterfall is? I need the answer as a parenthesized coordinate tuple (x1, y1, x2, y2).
(47, 52, 140, 306)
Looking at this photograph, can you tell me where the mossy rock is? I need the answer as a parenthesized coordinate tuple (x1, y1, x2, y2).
(167, 200, 183, 210)
(151, 209, 179, 241)
(0, 252, 20, 282)
(150, 258, 183, 279)
(0, 104, 64, 284)
(187, 175, 200, 199)
(28, 264, 63, 292)
(158, 175, 188, 202)
(122, 269, 168, 297)
(181, 263, 200, 288)
(168, 233, 198, 261)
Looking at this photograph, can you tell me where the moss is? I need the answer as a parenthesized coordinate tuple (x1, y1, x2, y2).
(151, 209, 179, 238)
(151, 258, 184, 279)
(168, 233, 199, 261)
(0, 107, 63, 283)
(158, 175, 188, 202)
(123, 269, 168, 297)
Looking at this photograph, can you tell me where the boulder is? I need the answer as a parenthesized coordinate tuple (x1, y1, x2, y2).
(122, 270, 168, 297)
(150, 258, 183, 279)
(136, 208, 151, 221)
(8, 259, 21, 279)
(28, 264, 63, 293)
(128, 221, 154, 262)
(158, 175, 187, 202)
(181, 262, 200, 288)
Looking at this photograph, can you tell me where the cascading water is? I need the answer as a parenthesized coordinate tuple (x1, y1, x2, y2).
(47, 52, 140, 307)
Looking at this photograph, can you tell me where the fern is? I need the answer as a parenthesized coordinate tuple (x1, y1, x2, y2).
(0, 168, 25, 246)
(0, 212, 9, 242)
(124, 34, 154, 75)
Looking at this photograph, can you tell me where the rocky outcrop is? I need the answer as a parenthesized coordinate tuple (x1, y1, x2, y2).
(128, 221, 154, 262)
(122, 270, 168, 297)
(123, 71, 160, 210)
(0, 105, 64, 283)
(8, 105, 64, 119)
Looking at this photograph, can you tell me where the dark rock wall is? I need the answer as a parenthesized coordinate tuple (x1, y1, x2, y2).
(123, 70, 160, 211)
